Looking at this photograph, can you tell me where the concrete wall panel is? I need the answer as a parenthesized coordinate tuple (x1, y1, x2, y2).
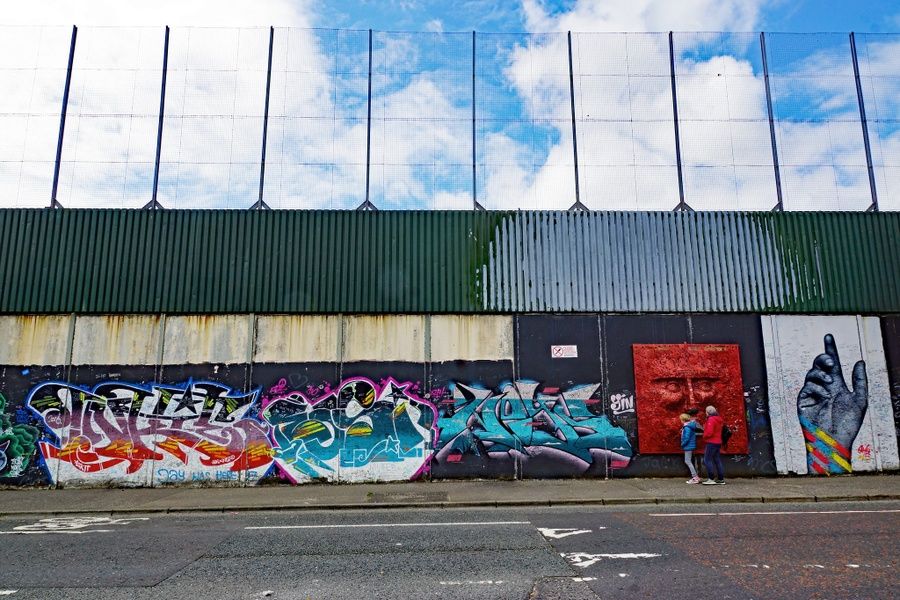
(161, 315, 253, 365)
(71, 315, 162, 366)
(343, 315, 425, 362)
(254, 315, 340, 363)
(0, 315, 71, 366)
(430, 315, 513, 362)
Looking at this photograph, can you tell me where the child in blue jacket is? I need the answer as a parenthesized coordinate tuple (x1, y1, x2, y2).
(680, 412, 703, 483)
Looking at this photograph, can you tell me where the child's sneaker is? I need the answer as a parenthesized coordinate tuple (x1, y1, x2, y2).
(686, 477, 701, 484)
(700, 479, 718, 485)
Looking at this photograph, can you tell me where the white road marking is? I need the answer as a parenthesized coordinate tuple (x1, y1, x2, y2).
(618, 573, 629, 578)
(648, 509, 900, 517)
(0, 591, 16, 596)
(245, 520, 530, 530)
(562, 552, 662, 568)
(572, 577, 597, 582)
(0, 516, 150, 535)
(538, 527, 596, 539)
(0, 529, 113, 535)
(439, 580, 505, 586)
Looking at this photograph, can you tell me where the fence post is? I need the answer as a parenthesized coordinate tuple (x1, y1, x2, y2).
(251, 26, 275, 210)
(668, 32, 691, 212)
(849, 32, 879, 212)
(472, 31, 483, 210)
(567, 31, 586, 211)
(760, 32, 784, 211)
(50, 25, 77, 209)
(144, 25, 169, 210)
(357, 29, 377, 210)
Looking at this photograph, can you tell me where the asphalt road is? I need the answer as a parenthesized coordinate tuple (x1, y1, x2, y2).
(0, 501, 896, 600)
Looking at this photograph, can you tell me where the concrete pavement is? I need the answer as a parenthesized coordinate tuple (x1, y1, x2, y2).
(0, 474, 897, 516)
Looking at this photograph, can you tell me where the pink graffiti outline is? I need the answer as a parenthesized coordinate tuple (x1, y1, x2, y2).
(261, 376, 439, 482)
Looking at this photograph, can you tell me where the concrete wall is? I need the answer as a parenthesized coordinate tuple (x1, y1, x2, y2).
(1, 313, 898, 488)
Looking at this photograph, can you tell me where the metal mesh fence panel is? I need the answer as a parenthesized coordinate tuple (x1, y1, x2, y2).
(765, 33, 871, 211)
(857, 33, 900, 211)
(572, 32, 677, 210)
(673, 32, 776, 211)
(0, 26, 72, 207)
(157, 27, 269, 208)
(476, 32, 575, 210)
(370, 31, 472, 210)
(56, 26, 163, 208)
(265, 28, 368, 209)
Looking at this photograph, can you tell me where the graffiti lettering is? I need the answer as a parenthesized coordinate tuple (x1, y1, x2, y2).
(27, 381, 274, 484)
(0, 393, 39, 479)
(434, 381, 632, 475)
(610, 393, 635, 415)
(262, 377, 437, 483)
(856, 444, 873, 461)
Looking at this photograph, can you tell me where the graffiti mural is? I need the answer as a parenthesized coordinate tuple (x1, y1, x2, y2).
(0, 392, 39, 479)
(261, 377, 437, 483)
(762, 316, 900, 475)
(433, 381, 632, 477)
(27, 380, 274, 486)
(632, 344, 749, 455)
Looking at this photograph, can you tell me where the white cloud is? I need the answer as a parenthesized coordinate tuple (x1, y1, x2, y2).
(424, 19, 444, 33)
(1, 0, 311, 27)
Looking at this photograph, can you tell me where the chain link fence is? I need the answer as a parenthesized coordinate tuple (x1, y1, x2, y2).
(1, 26, 897, 211)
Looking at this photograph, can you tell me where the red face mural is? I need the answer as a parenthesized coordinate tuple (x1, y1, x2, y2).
(632, 344, 748, 454)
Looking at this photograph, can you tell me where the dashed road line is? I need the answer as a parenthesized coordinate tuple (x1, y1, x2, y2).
(246, 520, 531, 530)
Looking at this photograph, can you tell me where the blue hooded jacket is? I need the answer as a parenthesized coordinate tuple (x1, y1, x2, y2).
(680, 420, 702, 451)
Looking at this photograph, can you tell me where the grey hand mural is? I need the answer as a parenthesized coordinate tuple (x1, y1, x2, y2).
(797, 334, 868, 474)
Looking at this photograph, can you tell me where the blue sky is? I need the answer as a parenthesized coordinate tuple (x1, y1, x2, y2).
(313, 0, 900, 33)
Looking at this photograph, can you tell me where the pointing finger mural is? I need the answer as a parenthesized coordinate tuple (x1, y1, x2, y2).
(763, 316, 899, 475)
(797, 334, 869, 474)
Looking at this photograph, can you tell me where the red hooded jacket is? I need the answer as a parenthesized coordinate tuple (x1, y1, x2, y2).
(703, 414, 724, 444)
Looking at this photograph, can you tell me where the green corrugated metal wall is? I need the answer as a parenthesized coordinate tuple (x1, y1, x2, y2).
(0, 209, 897, 314)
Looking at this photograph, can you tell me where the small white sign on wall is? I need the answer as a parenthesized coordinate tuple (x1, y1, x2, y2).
(551, 345, 578, 358)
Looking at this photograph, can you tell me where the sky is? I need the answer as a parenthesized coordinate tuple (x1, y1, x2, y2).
(1, 1, 898, 211)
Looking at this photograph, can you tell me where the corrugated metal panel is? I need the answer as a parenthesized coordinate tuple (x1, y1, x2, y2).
(0, 209, 897, 314)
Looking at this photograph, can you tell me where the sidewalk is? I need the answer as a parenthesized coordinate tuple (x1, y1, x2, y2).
(0, 475, 897, 516)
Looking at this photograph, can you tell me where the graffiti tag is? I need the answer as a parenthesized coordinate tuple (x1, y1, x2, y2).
(262, 377, 437, 483)
(27, 381, 274, 484)
(435, 381, 632, 475)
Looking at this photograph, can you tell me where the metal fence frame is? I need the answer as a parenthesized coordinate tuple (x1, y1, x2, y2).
(9, 27, 888, 211)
